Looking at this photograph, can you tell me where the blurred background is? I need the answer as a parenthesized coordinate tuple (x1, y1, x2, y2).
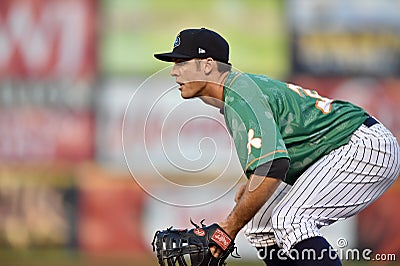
(0, 0, 399, 265)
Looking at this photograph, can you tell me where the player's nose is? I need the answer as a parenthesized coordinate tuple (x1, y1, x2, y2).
(170, 63, 179, 77)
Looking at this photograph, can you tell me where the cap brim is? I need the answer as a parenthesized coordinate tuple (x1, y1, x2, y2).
(154, 52, 193, 62)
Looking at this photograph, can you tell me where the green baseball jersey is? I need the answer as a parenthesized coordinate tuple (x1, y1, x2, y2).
(223, 72, 369, 185)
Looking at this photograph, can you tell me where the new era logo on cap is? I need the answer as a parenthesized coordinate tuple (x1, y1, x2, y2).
(198, 47, 206, 54)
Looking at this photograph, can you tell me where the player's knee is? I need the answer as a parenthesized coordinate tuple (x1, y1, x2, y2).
(271, 213, 279, 231)
(270, 212, 291, 250)
(270, 210, 286, 240)
(270, 208, 297, 244)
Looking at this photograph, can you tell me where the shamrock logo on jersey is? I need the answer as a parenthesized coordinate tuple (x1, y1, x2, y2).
(247, 129, 262, 154)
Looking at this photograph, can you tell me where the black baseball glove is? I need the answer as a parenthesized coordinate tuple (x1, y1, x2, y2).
(152, 219, 239, 266)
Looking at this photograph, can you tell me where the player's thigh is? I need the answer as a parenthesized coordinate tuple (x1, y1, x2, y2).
(244, 182, 291, 243)
(273, 124, 400, 225)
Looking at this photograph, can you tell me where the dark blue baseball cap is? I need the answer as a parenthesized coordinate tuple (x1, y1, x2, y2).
(154, 28, 230, 63)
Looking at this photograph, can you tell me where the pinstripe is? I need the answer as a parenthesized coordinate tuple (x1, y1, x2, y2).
(252, 185, 288, 244)
(310, 144, 362, 217)
(291, 162, 330, 239)
(244, 182, 291, 247)
(257, 185, 289, 229)
(310, 145, 358, 218)
(318, 137, 369, 219)
(270, 158, 333, 249)
(364, 136, 400, 206)
(253, 185, 283, 229)
(318, 125, 398, 220)
(247, 184, 286, 241)
(359, 137, 398, 211)
(245, 123, 400, 251)
(338, 137, 391, 218)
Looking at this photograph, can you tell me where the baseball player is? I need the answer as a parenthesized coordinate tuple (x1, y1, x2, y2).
(154, 28, 400, 265)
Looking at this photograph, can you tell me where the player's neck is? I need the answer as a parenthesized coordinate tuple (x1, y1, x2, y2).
(199, 72, 229, 109)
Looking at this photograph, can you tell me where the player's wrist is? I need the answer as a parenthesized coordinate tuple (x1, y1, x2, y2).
(218, 220, 239, 239)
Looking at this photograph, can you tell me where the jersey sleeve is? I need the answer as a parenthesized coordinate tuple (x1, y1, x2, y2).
(224, 83, 289, 178)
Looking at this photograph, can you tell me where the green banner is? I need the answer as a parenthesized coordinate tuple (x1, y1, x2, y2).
(100, 0, 289, 78)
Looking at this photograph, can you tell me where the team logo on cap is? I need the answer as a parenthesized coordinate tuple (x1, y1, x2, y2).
(174, 35, 181, 48)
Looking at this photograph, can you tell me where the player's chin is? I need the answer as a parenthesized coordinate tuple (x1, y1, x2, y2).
(180, 93, 193, 99)
(179, 89, 194, 99)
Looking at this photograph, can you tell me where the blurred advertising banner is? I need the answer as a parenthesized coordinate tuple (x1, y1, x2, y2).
(0, 165, 77, 248)
(77, 164, 147, 254)
(0, 0, 97, 164)
(288, 0, 400, 76)
(0, 107, 94, 162)
(0, 0, 97, 80)
(358, 182, 400, 259)
(0, 81, 94, 163)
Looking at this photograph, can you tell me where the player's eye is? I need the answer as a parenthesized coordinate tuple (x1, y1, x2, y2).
(174, 59, 183, 63)
(174, 59, 190, 65)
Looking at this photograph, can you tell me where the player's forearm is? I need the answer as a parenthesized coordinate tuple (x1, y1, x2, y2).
(220, 175, 281, 238)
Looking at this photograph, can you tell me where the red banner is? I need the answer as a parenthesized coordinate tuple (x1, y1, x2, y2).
(0, 0, 97, 80)
(77, 166, 147, 254)
(0, 107, 94, 161)
(358, 182, 400, 261)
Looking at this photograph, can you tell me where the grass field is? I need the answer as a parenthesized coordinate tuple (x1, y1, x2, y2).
(0, 248, 396, 266)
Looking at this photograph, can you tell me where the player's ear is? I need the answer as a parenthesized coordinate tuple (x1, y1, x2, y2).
(203, 57, 216, 75)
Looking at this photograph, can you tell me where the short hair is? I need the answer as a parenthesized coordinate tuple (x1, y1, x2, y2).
(194, 58, 232, 73)
(216, 61, 232, 73)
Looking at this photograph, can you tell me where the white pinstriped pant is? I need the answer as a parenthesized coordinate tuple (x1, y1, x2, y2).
(244, 123, 400, 252)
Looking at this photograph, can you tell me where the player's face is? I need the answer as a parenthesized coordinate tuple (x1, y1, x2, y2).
(170, 59, 207, 99)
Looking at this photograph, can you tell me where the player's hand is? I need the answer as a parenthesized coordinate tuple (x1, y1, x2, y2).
(210, 221, 237, 258)
(210, 245, 223, 258)
(152, 221, 236, 265)
(235, 183, 246, 203)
